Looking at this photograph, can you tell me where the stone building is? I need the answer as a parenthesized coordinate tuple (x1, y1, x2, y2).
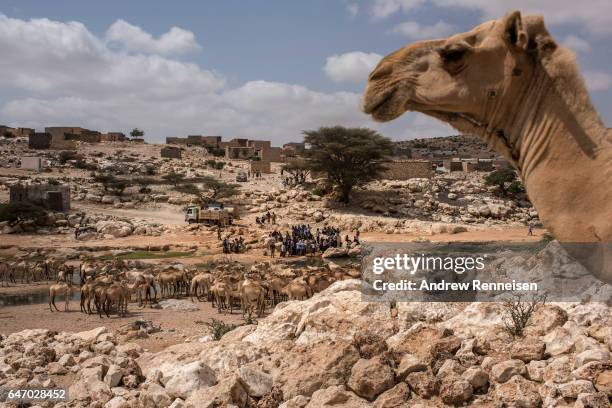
(250, 160, 272, 174)
(161, 146, 182, 159)
(1, 126, 35, 138)
(379, 160, 433, 180)
(442, 159, 463, 172)
(259, 146, 282, 162)
(226, 146, 256, 160)
(10, 183, 71, 212)
(28, 133, 52, 149)
(282, 142, 306, 157)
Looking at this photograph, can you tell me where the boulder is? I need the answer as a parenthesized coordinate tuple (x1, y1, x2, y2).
(238, 366, 273, 397)
(510, 339, 545, 362)
(396, 354, 427, 381)
(558, 379, 596, 399)
(347, 357, 395, 401)
(494, 376, 541, 407)
(575, 349, 610, 368)
(185, 375, 247, 408)
(306, 385, 371, 408)
(161, 361, 217, 399)
(322, 247, 348, 258)
(406, 371, 439, 399)
(461, 367, 489, 391)
(575, 392, 610, 408)
(490, 360, 526, 383)
(372, 383, 410, 408)
(439, 377, 473, 405)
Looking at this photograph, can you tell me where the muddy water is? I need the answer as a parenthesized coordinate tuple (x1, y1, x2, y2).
(0, 288, 80, 307)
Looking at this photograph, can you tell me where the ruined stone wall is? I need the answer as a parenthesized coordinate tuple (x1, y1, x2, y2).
(28, 133, 52, 149)
(160, 147, 182, 159)
(10, 184, 71, 211)
(250, 160, 272, 174)
(259, 146, 282, 162)
(379, 160, 433, 180)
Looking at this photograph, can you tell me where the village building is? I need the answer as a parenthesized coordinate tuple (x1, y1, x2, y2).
(10, 183, 71, 212)
(250, 160, 272, 174)
(282, 142, 306, 157)
(1, 126, 35, 138)
(20, 157, 43, 171)
(28, 133, 53, 149)
(160, 146, 182, 159)
(378, 160, 433, 180)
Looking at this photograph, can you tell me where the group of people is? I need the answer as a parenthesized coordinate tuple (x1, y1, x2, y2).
(266, 224, 357, 258)
(281, 173, 306, 187)
(256, 211, 277, 225)
(222, 236, 246, 254)
(248, 170, 263, 178)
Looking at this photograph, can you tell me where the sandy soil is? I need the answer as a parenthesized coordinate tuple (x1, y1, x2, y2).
(0, 297, 248, 352)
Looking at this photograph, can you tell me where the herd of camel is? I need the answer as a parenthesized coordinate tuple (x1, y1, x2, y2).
(1, 258, 360, 319)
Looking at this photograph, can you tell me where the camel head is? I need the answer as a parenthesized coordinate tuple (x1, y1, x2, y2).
(362, 11, 558, 164)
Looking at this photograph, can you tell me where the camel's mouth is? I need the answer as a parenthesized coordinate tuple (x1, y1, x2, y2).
(362, 87, 406, 122)
(417, 109, 490, 135)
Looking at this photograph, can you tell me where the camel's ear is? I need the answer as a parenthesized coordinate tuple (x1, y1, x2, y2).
(503, 11, 528, 51)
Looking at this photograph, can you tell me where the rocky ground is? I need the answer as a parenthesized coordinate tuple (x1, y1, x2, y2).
(1, 274, 610, 407)
(2, 139, 608, 407)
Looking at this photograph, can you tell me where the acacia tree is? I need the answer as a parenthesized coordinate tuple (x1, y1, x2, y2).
(303, 126, 393, 203)
(174, 176, 238, 205)
(130, 128, 145, 139)
(282, 160, 310, 184)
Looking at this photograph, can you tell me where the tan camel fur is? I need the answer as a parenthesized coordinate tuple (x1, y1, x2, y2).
(363, 11, 612, 282)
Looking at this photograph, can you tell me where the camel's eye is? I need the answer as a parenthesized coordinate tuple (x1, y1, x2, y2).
(438, 44, 470, 72)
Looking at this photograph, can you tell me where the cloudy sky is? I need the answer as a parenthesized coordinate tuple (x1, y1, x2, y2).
(1, 0, 611, 144)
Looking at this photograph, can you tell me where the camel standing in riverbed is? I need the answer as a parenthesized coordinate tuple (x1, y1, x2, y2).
(49, 282, 73, 312)
(363, 11, 612, 283)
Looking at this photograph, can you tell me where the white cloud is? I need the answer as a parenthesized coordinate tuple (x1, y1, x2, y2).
(391, 20, 455, 39)
(561, 35, 591, 53)
(347, 3, 360, 18)
(1, 14, 423, 143)
(584, 71, 612, 91)
(431, 0, 612, 35)
(324, 51, 383, 82)
(370, 0, 426, 19)
(105, 19, 201, 55)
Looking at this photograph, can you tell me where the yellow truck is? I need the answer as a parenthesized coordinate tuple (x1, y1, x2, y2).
(185, 203, 238, 226)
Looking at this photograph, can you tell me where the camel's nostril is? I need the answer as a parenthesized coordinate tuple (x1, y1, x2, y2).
(369, 63, 393, 81)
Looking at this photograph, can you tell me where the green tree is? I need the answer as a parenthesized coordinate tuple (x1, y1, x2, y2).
(175, 177, 238, 205)
(485, 168, 520, 196)
(133, 177, 155, 193)
(130, 128, 145, 139)
(162, 171, 185, 186)
(92, 173, 117, 192)
(303, 126, 394, 203)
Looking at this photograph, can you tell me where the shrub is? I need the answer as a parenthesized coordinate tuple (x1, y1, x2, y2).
(0, 202, 46, 222)
(502, 294, 547, 337)
(204, 319, 238, 340)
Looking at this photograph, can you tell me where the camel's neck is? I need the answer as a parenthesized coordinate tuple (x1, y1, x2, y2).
(491, 59, 611, 241)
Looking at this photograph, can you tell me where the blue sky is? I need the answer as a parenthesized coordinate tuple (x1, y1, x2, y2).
(1, 0, 610, 144)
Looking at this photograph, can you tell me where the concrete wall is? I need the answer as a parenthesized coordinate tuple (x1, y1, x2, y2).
(10, 184, 71, 211)
(250, 160, 272, 174)
(259, 146, 282, 162)
(248, 140, 271, 149)
(226, 146, 255, 159)
(21, 157, 42, 171)
(443, 160, 463, 172)
(379, 160, 433, 180)
(161, 146, 182, 159)
(28, 133, 52, 149)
